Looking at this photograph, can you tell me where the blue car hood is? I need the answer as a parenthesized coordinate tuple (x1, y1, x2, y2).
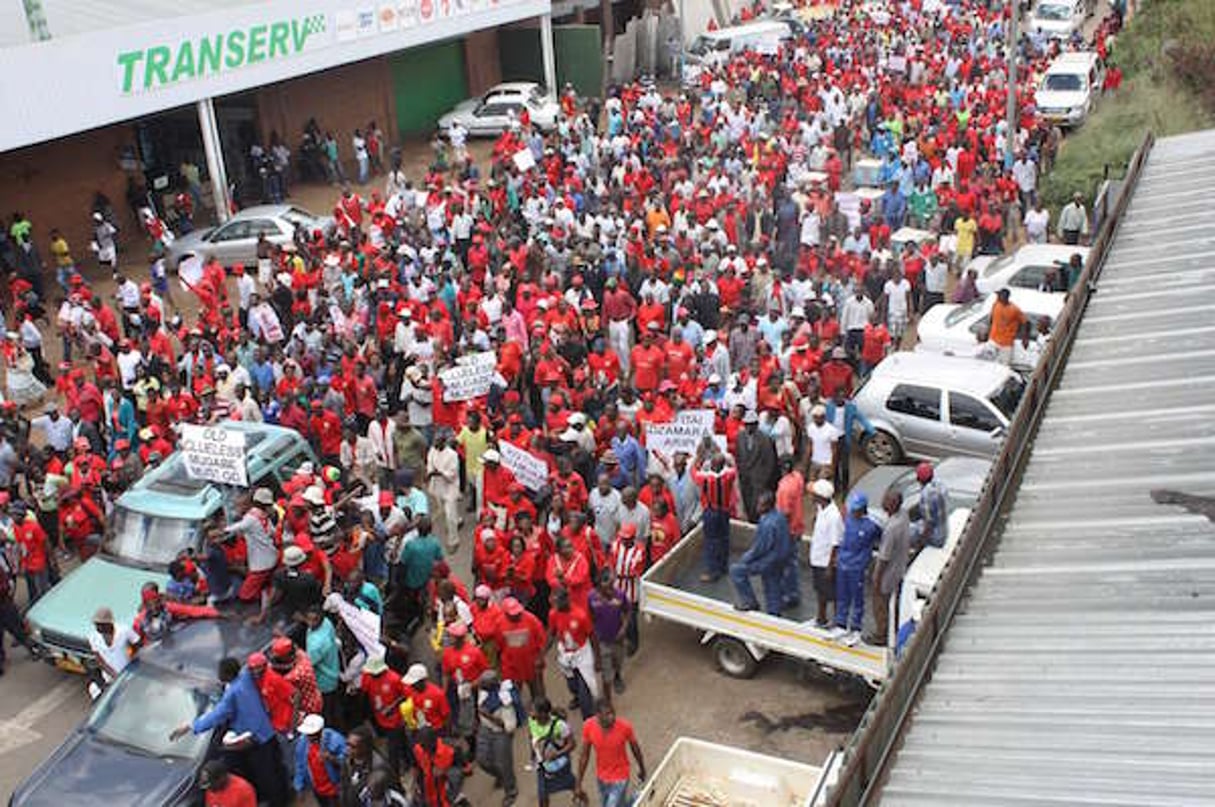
(11, 730, 195, 807)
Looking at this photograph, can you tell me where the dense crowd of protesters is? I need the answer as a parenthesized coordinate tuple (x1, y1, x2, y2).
(0, 0, 1122, 804)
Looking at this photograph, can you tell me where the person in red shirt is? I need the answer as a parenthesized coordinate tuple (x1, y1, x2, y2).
(247, 652, 298, 735)
(294, 714, 343, 805)
(662, 329, 695, 380)
(310, 402, 343, 466)
(648, 499, 682, 566)
(546, 537, 592, 612)
(819, 347, 855, 399)
(412, 727, 463, 807)
(587, 342, 622, 387)
(359, 654, 409, 775)
(470, 584, 503, 662)
(629, 326, 666, 393)
(495, 596, 547, 699)
(404, 663, 450, 733)
(199, 760, 257, 807)
(860, 315, 892, 376)
(547, 587, 600, 720)
(11, 502, 52, 603)
(440, 621, 487, 745)
(575, 702, 647, 806)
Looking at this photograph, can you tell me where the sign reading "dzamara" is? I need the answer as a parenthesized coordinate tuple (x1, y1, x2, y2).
(116, 13, 329, 93)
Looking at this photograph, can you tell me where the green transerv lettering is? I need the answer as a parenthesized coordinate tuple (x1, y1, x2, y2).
(119, 15, 325, 93)
(268, 21, 289, 58)
(117, 50, 143, 93)
(197, 35, 223, 77)
(171, 40, 195, 83)
(144, 45, 171, 90)
(246, 24, 267, 64)
(224, 29, 246, 69)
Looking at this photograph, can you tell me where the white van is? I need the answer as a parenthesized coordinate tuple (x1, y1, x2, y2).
(1031, 0, 1090, 41)
(1036, 51, 1104, 127)
(682, 21, 791, 86)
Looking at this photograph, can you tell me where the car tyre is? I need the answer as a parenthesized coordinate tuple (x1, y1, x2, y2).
(713, 636, 759, 679)
(864, 430, 902, 466)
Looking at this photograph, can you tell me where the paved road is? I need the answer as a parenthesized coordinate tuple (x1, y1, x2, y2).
(0, 566, 869, 803)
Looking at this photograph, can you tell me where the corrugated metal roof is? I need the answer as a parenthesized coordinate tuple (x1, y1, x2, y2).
(878, 129, 1215, 807)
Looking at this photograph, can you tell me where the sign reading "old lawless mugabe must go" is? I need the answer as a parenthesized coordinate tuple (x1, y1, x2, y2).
(180, 425, 249, 487)
(117, 14, 329, 94)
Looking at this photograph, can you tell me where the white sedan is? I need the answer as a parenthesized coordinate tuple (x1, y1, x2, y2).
(436, 82, 559, 137)
(970, 243, 1090, 296)
(916, 288, 1065, 372)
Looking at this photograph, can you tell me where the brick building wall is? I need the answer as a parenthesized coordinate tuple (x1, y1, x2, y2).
(0, 125, 143, 286)
(255, 56, 396, 180)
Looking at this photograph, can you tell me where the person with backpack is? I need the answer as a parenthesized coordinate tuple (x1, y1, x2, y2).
(529, 697, 577, 807)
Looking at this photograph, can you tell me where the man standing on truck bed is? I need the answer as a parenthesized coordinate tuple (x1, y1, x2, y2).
(729, 492, 796, 615)
(691, 443, 737, 584)
(833, 492, 882, 646)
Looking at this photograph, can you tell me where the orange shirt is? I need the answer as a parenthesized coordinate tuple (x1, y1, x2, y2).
(989, 300, 1026, 348)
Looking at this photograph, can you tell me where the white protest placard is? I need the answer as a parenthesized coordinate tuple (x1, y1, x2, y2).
(439, 359, 494, 401)
(673, 409, 716, 432)
(177, 254, 204, 290)
(456, 350, 498, 368)
(498, 441, 549, 492)
(513, 148, 537, 173)
(179, 425, 248, 487)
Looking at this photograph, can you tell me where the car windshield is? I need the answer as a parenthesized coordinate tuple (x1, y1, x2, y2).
(1043, 73, 1084, 92)
(105, 508, 197, 566)
(944, 298, 987, 328)
(88, 665, 211, 759)
(529, 86, 547, 104)
(1035, 3, 1071, 20)
(688, 36, 714, 56)
(989, 375, 1026, 419)
(981, 254, 1016, 278)
(280, 207, 314, 227)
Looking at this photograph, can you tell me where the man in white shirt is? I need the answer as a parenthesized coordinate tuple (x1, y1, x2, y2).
(88, 607, 141, 684)
(1011, 151, 1037, 214)
(806, 480, 843, 627)
(840, 287, 875, 355)
(883, 267, 913, 342)
(115, 340, 143, 390)
(1023, 201, 1050, 244)
(31, 402, 73, 452)
(803, 404, 841, 482)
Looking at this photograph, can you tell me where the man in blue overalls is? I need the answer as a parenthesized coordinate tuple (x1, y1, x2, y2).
(833, 492, 881, 646)
(730, 492, 793, 615)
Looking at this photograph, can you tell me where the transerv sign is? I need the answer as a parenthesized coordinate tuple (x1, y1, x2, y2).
(117, 14, 330, 94)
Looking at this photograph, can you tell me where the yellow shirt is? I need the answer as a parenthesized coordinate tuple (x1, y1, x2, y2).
(954, 217, 978, 258)
(50, 237, 73, 268)
(457, 426, 489, 475)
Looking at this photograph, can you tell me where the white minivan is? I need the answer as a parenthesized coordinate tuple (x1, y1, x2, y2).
(682, 21, 791, 86)
(1036, 51, 1104, 127)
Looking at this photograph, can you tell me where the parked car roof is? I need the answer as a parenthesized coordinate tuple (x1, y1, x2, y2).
(866, 351, 1018, 396)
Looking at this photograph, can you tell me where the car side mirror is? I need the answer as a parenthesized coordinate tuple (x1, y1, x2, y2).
(992, 425, 1006, 438)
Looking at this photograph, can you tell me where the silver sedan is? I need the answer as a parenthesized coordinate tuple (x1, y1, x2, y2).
(164, 204, 334, 270)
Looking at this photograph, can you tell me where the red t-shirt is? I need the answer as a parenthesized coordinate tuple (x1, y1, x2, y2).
(630, 344, 665, 392)
(582, 716, 637, 783)
(410, 681, 451, 731)
(548, 605, 594, 650)
(441, 643, 489, 686)
(307, 742, 339, 797)
(205, 774, 258, 807)
(361, 669, 408, 729)
(259, 667, 297, 733)
(14, 520, 47, 573)
(496, 611, 547, 683)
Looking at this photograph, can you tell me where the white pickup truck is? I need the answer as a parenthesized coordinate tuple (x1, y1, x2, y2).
(635, 737, 840, 807)
(640, 511, 971, 687)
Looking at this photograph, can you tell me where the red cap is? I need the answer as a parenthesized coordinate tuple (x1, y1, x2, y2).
(447, 621, 468, 638)
(270, 637, 294, 660)
(502, 597, 524, 616)
(378, 490, 395, 508)
(247, 652, 268, 669)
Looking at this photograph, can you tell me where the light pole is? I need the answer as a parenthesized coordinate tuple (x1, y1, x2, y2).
(1004, 0, 1020, 169)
